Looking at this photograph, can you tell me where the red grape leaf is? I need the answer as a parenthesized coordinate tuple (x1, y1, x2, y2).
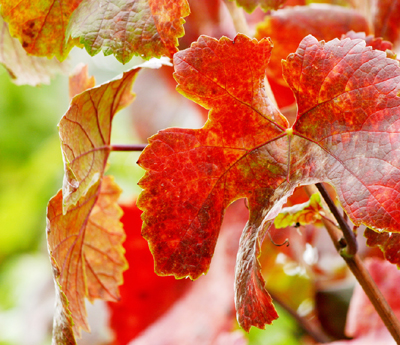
(364, 228, 400, 267)
(69, 64, 96, 99)
(47, 175, 127, 339)
(255, 4, 369, 85)
(67, 0, 190, 64)
(0, 0, 82, 60)
(138, 33, 400, 331)
(373, 0, 400, 49)
(274, 193, 323, 229)
(228, 0, 287, 13)
(60, 60, 167, 213)
(0, 16, 68, 86)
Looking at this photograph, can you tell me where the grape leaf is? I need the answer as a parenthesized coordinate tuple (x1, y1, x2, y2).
(138, 33, 400, 331)
(365, 228, 400, 267)
(373, 0, 400, 48)
(274, 193, 323, 229)
(67, 0, 190, 64)
(0, 0, 82, 60)
(342, 31, 394, 55)
(229, 0, 287, 13)
(0, 16, 68, 86)
(47, 175, 127, 338)
(60, 59, 166, 213)
(255, 4, 369, 85)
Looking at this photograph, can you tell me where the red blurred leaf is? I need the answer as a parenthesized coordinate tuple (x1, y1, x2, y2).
(67, 0, 190, 63)
(138, 32, 400, 331)
(47, 176, 127, 338)
(255, 4, 369, 85)
(108, 202, 191, 345)
(69, 64, 95, 99)
(229, 0, 287, 13)
(373, 0, 400, 49)
(327, 258, 400, 345)
(364, 228, 400, 267)
(0, 0, 82, 60)
(129, 201, 248, 345)
(0, 15, 68, 86)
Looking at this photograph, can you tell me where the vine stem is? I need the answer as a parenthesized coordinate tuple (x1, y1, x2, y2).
(305, 184, 400, 344)
(111, 144, 147, 151)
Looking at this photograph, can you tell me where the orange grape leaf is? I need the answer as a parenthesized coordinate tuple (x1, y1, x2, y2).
(138, 33, 400, 331)
(255, 4, 369, 85)
(67, 0, 190, 64)
(0, 16, 68, 86)
(0, 0, 82, 60)
(47, 175, 127, 339)
(60, 59, 166, 213)
(373, 0, 400, 48)
(274, 193, 323, 229)
(69, 64, 95, 99)
(229, 0, 287, 13)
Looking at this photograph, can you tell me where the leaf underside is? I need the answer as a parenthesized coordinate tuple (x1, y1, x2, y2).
(138, 33, 400, 331)
(67, 0, 190, 64)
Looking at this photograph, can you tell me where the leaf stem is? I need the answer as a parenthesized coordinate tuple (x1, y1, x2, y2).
(110, 144, 147, 152)
(305, 184, 400, 343)
(269, 291, 332, 343)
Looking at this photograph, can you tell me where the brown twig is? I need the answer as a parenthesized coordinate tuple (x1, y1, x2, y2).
(304, 184, 400, 344)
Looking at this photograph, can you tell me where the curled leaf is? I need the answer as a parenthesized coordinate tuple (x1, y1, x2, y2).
(60, 65, 139, 212)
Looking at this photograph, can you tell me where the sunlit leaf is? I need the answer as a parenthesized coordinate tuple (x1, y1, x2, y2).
(67, 0, 190, 64)
(0, 16, 67, 86)
(47, 176, 127, 338)
(274, 193, 323, 229)
(138, 33, 400, 331)
(0, 0, 82, 60)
